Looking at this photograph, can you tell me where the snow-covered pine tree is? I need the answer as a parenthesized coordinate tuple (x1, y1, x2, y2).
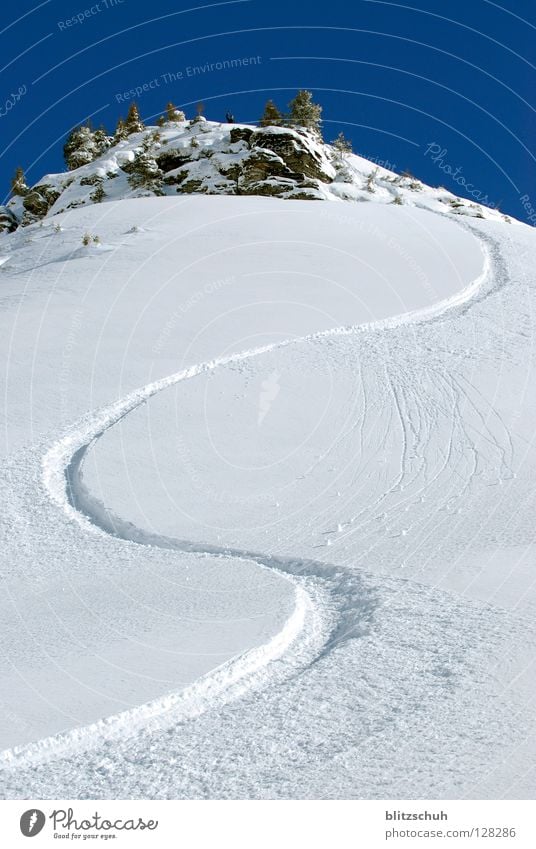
(63, 125, 100, 170)
(365, 168, 378, 193)
(259, 100, 283, 127)
(192, 102, 205, 124)
(127, 148, 164, 195)
(90, 178, 106, 203)
(93, 125, 113, 156)
(11, 167, 28, 196)
(124, 102, 145, 135)
(332, 132, 353, 182)
(287, 90, 322, 135)
(333, 132, 353, 158)
(166, 102, 186, 122)
(141, 134, 152, 153)
(114, 117, 128, 142)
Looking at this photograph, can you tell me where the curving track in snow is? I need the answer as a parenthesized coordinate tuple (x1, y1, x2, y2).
(2, 213, 536, 800)
(0, 219, 490, 768)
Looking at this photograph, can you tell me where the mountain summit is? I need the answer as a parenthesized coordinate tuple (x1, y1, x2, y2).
(1, 116, 511, 233)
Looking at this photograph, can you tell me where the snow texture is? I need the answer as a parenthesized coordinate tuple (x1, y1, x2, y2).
(0, 189, 534, 800)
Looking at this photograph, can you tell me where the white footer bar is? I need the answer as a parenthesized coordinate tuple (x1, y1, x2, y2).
(1, 799, 534, 848)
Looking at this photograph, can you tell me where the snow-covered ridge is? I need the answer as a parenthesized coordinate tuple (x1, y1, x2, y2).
(2, 117, 512, 232)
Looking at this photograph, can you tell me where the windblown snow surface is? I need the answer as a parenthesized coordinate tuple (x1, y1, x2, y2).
(0, 195, 535, 799)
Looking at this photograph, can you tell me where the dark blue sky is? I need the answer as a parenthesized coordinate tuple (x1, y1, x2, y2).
(1, 0, 535, 221)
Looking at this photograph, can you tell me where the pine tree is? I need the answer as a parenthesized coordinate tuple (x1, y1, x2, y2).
(124, 102, 145, 135)
(259, 100, 283, 127)
(114, 117, 128, 142)
(94, 125, 112, 156)
(365, 168, 378, 193)
(11, 166, 28, 196)
(127, 149, 164, 195)
(63, 125, 99, 170)
(333, 132, 352, 158)
(90, 179, 106, 203)
(166, 102, 185, 122)
(192, 102, 205, 123)
(287, 90, 322, 134)
(157, 115, 166, 127)
(332, 133, 353, 182)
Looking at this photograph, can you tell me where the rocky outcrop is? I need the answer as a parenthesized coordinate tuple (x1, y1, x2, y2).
(7, 118, 498, 231)
(22, 184, 61, 224)
(229, 127, 254, 145)
(1, 116, 505, 234)
(0, 206, 18, 233)
(155, 148, 191, 173)
(155, 126, 335, 199)
(237, 147, 324, 198)
(249, 128, 334, 183)
(2, 122, 342, 231)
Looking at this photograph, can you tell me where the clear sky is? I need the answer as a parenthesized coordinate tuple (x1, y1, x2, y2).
(1, 0, 535, 222)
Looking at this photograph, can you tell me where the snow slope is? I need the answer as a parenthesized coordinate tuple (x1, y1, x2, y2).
(0, 192, 535, 799)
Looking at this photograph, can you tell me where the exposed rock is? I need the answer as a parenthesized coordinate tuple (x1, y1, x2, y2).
(176, 178, 205, 194)
(155, 148, 191, 173)
(239, 173, 323, 199)
(0, 206, 18, 233)
(80, 174, 103, 187)
(237, 144, 326, 198)
(216, 161, 241, 183)
(250, 128, 334, 183)
(162, 169, 189, 186)
(154, 126, 333, 200)
(22, 184, 61, 223)
(240, 148, 292, 185)
(229, 127, 253, 145)
(288, 190, 324, 200)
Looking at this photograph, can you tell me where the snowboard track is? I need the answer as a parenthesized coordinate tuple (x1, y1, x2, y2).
(1, 220, 499, 768)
